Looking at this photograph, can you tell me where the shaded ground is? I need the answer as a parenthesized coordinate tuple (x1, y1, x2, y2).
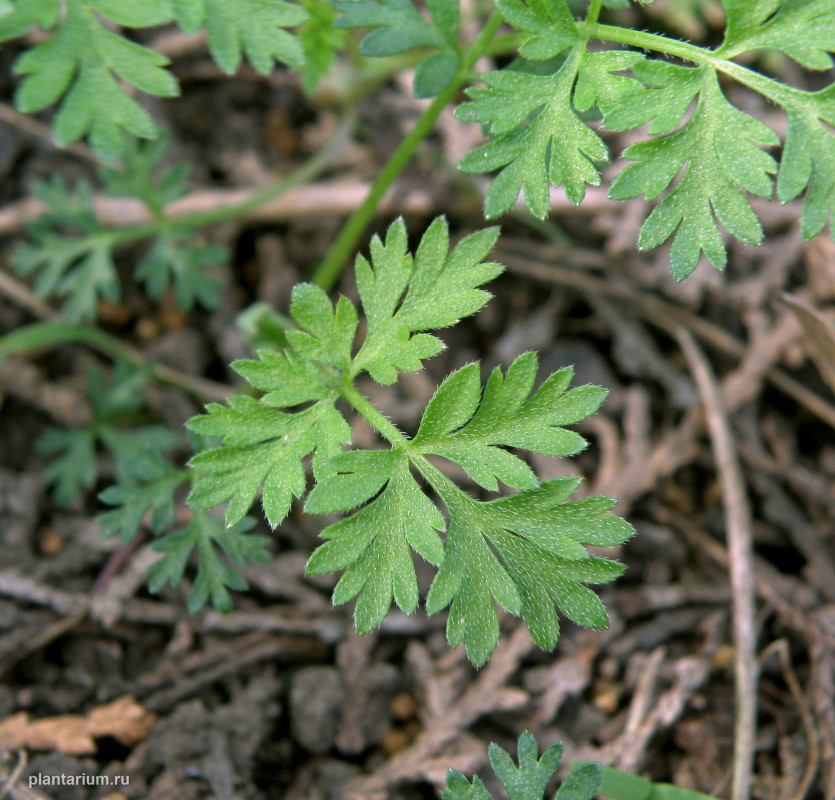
(0, 5, 834, 800)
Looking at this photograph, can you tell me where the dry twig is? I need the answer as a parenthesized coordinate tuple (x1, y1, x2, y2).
(676, 329, 758, 800)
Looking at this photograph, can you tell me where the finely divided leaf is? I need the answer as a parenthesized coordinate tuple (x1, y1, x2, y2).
(38, 365, 177, 504)
(719, 0, 835, 69)
(37, 427, 98, 505)
(3, 0, 305, 155)
(13, 178, 119, 322)
(442, 731, 601, 800)
(425, 482, 632, 665)
(607, 63, 778, 279)
(100, 133, 190, 213)
(187, 396, 350, 527)
(233, 348, 331, 407)
(148, 511, 270, 612)
(305, 450, 445, 632)
(574, 50, 644, 117)
(350, 217, 502, 384)
(414, 354, 606, 491)
(457, 49, 608, 218)
(192, 0, 307, 75)
(12, 0, 177, 158)
(489, 731, 563, 800)
(98, 448, 186, 542)
(441, 772, 493, 800)
(287, 283, 358, 372)
(136, 235, 226, 312)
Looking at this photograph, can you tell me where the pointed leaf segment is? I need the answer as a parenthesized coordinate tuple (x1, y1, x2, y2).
(187, 218, 632, 664)
(456, 0, 833, 280)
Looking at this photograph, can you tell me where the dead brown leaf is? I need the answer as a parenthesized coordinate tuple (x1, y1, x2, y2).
(0, 696, 155, 755)
(781, 293, 835, 395)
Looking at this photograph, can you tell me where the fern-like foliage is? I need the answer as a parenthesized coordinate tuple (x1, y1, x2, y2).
(13, 135, 225, 321)
(187, 217, 633, 665)
(441, 731, 602, 800)
(147, 510, 271, 613)
(454, 0, 834, 279)
(0, 0, 307, 157)
(38, 364, 178, 505)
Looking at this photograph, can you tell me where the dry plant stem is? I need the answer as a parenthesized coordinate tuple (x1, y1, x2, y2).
(676, 328, 758, 800)
(500, 254, 835, 430)
(760, 639, 820, 800)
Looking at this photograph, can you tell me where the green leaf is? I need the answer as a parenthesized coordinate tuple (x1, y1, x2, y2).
(496, 0, 580, 61)
(415, 354, 606, 491)
(441, 772, 493, 800)
(12, 1, 178, 158)
(187, 397, 350, 527)
(334, 0, 461, 97)
(718, 0, 835, 70)
(555, 762, 603, 800)
(574, 50, 644, 116)
(37, 365, 178, 505)
(442, 731, 601, 800)
(425, 482, 631, 665)
(136, 235, 226, 312)
(350, 217, 502, 384)
(287, 283, 358, 372)
(306, 450, 445, 632)
(335, 0, 449, 54)
(607, 63, 779, 279)
(197, 0, 307, 75)
(232, 348, 330, 407)
(100, 133, 191, 213)
(37, 427, 98, 505)
(98, 448, 187, 543)
(0, 1, 57, 40)
(12, 178, 119, 322)
(490, 731, 564, 800)
(776, 86, 835, 239)
(147, 510, 270, 612)
(296, 0, 344, 94)
(457, 47, 608, 217)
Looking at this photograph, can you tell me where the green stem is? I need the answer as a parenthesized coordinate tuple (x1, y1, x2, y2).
(585, 0, 603, 26)
(339, 381, 411, 449)
(311, 11, 505, 291)
(343, 378, 474, 510)
(578, 22, 794, 108)
(340, 379, 467, 506)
